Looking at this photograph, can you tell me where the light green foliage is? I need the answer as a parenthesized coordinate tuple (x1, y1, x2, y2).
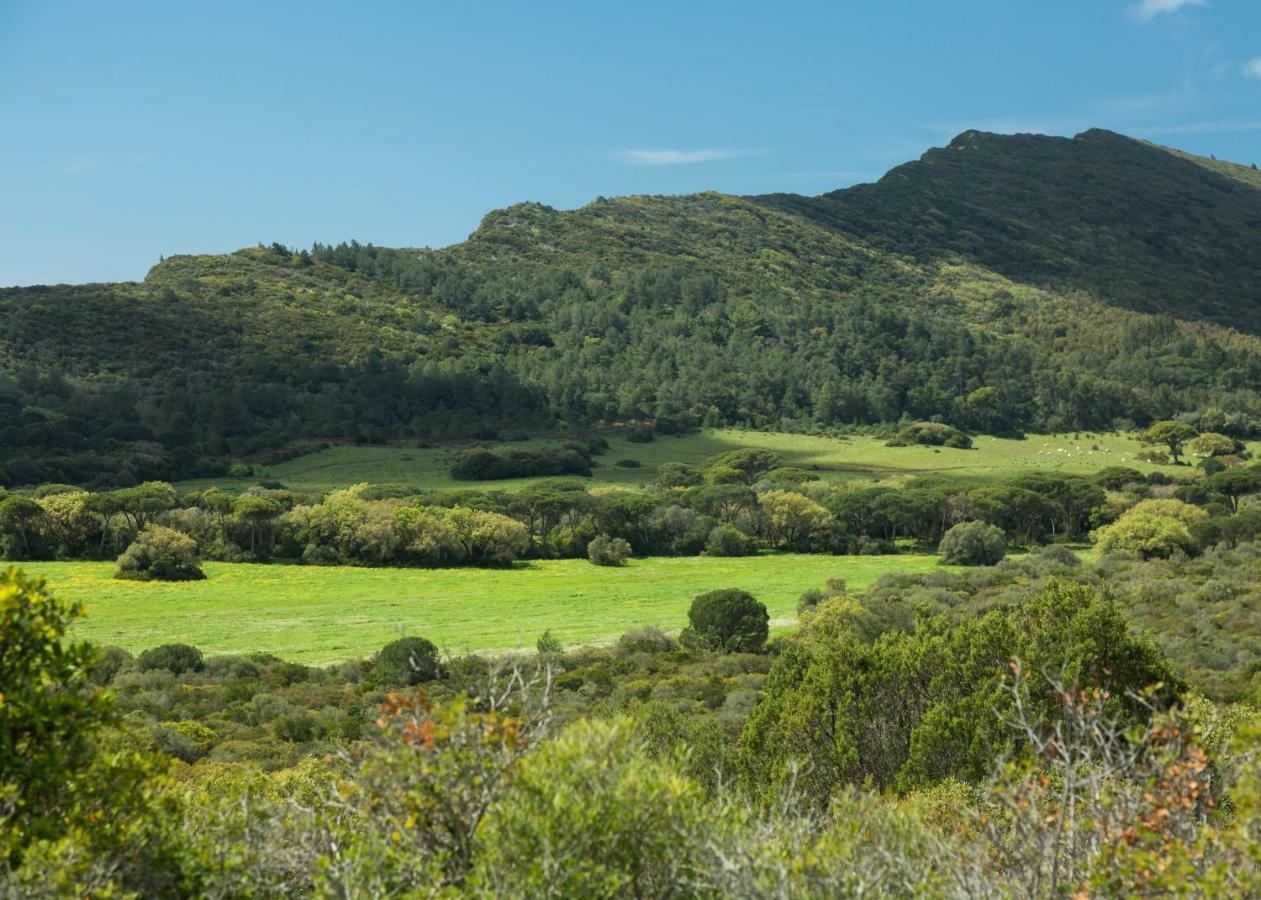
(0, 568, 111, 858)
(1140, 420, 1199, 463)
(1093, 498, 1205, 558)
(756, 490, 833, 549)
(475, 718, 708, 897)
(1189, 431, 1242, 458)
(115, 523, 205, 581)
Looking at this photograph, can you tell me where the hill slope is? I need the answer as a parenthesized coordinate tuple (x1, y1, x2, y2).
(756, 128, 1261, 332)
(2, 128, 1261, 487)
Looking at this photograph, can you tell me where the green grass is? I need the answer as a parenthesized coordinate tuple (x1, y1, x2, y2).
(26, 554, 944, 665)
(179, 428, 1186, 495)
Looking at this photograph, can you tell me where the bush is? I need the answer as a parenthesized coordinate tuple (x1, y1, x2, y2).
(939, 521, 1007, 566)
(536, 630, 563, 654)
(373, 636, 442, 686)
(450, 447, 591, 481)
(136, 643, 205, 676)
(115, 524, 205, 581)
(680, 588, 769, 653)
(588, 534, 632, 567)
(87, 646, 134, 685)
(617, 625, 679, 654)
(614, 458, 642, 468)
(1037, 545, 1082, 567)
(704, 524, 754, 557)
(887, 422, 973, 449)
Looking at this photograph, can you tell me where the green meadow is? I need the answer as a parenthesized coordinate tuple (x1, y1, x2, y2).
(27, 554, 943, 665)
(179, 428, 1174, 495)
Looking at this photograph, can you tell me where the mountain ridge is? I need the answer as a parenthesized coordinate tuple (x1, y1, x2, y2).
(4, 127, 1261, 487)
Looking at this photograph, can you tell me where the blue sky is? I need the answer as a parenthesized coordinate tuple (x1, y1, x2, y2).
(2, 0, 1259, 285)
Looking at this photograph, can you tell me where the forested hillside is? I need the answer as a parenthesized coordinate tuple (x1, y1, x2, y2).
(3, 128, 1261, 487)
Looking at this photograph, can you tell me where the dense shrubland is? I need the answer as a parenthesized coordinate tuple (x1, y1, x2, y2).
(8, 541, 1261, 894)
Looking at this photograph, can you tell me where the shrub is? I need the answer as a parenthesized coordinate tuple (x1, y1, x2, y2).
(680, 588, 769, 653)
(1093, 514, 1197, 559)
(450, 447, 591, 481)
(624, 427, 654, 443)
(587, 534, 632, 567)
(704, 524, 754, 557)
(475, 718, 708, 896)
(536, 630, 563, 654)
(87, 646, 134, 685)
(115, 524, 205, 581)
(373, 636, 442, 686)
(939, 521, 1007, 566)
(1037, 545, 1082, 567)
(617, 625, 679, 654)
(887, 422, 972, 449)
(1095, 466, 1146, 490)
(136, 643, 205, 676)
(614, 458, 642, 468)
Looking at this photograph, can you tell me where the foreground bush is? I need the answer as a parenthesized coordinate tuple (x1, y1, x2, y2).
(681, 588, 768, 653)
(587, 534, 631, 566)
(476, 717, 708, 895)
(939, 520, 1007, 566)
(374, 636, 442, 686)
(115, 524, 205, 581)
(0, 568, 111, 860)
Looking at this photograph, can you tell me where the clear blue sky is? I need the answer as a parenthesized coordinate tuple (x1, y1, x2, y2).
(2, 0, 1259, 286)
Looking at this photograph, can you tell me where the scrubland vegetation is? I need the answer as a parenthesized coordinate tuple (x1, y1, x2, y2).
(6, 128, 1261, 894)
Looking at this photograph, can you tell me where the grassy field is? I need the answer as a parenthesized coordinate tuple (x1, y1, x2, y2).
(178, 428, 1182, 495)
(25, 554, 944, 665)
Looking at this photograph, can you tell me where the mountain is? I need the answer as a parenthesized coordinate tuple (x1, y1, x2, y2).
(3, 128, 1261, 487)
(757, 128, 1261, 332)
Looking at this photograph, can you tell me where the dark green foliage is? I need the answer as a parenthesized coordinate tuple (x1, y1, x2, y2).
(680, 588, 769, 653)
(136, 642, 205, 675)
(5, 131, 1261, 487)
(373, 636, 442, 686)
(887, 422, 972, 449)
(939, 521, 1007, 565)
(450, 446, 591, 481)
(760, 128, 1261, 332)
(587, 534, 631, 567)
(740, 580, 1182, 798)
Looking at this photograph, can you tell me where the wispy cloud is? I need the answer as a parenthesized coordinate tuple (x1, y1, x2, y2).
(1244, 58, 1261, 80)
(63, 156, 96, 174)
(618, 147, 753, 166)
(1129, 0, 1206, 22)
